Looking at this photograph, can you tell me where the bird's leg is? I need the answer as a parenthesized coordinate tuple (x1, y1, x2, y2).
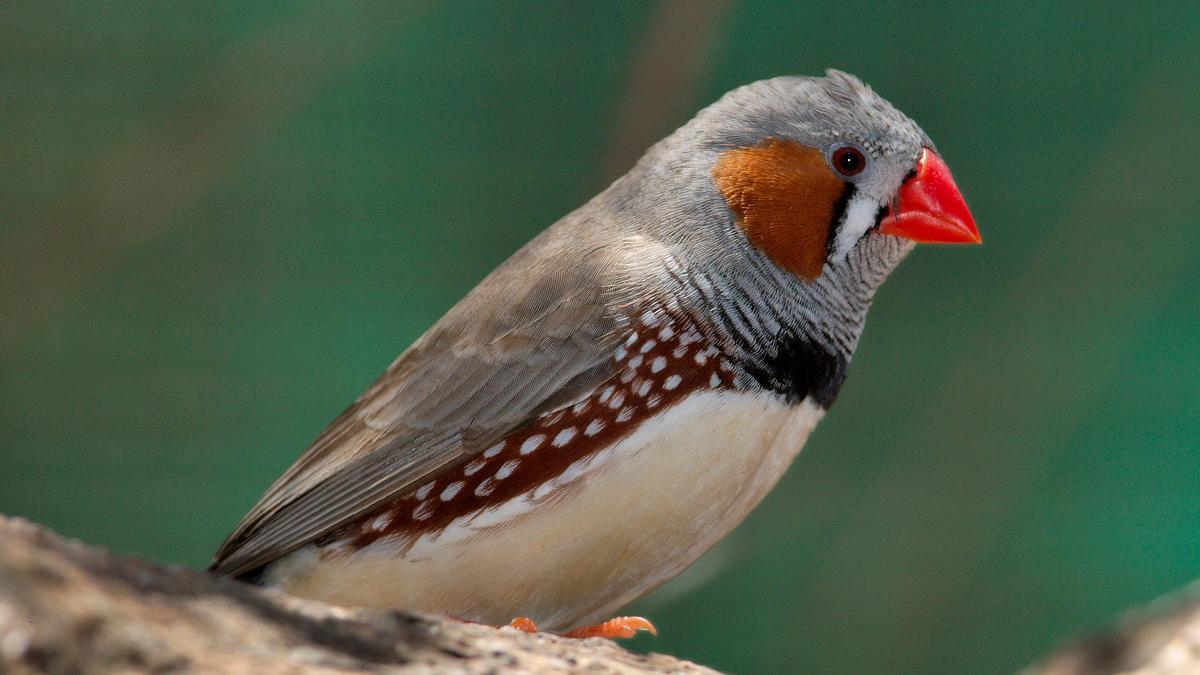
(508, 616, 656, 639)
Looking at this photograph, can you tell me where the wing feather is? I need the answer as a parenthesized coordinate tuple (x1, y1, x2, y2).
(211, 233, 623, 577)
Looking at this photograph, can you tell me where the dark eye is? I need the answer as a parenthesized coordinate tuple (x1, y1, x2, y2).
(831, 146, 867, 177)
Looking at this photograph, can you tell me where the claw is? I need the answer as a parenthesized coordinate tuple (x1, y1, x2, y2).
(562, 616, 657, 639)
(502, 615, 656, 639)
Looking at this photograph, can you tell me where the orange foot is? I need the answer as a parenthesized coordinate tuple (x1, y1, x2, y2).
(508, 616, 656, 639)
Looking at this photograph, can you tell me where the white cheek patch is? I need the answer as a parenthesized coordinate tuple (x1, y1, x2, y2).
(829, 192, 880, 263)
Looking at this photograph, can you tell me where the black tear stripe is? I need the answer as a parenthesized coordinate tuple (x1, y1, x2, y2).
(736, 334, 848, 409)
(824, 182, 857, 258)
(872, 203, 888, 231)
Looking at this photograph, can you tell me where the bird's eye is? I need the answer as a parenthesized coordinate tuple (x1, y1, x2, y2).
(831, 146, 867, 178)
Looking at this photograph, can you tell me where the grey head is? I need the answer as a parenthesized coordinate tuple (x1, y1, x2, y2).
(592, 70, 947, 407)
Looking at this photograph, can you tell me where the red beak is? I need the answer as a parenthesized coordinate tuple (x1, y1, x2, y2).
(878, 147, 981, 244)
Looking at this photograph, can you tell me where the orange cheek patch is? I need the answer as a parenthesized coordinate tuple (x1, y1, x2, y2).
(711, 139, 846, 281)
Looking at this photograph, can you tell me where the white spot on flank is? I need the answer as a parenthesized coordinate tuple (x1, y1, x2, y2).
(598, 386, 614, 404)
(397, 391, 826, 554)
(495, 459, 519, 480)
(628, 355, 644, 369)
(584, 419, 605, 436)
(370, 513, 391, 531)
(474, 478, 496, 497)
(636, 379, 652, 397)
(664, 374, 682, 390)
(709, 372, 722, 388)
(440, 481, 464, 501)
(650, 356, 666, 373)
(646, 393, 662, 408)
(463, 459, 487, 476)
(415, 482, 436, 500)
(659, 325, 675, 340)
(625, 332, 638, 347)
(615, 346, 627, 361)
(572, 400, 590, 415)
(520, 435, 545, 455)
(694, 352, 708, 365)
(553, 427, 577, 447)
(412, 501, 433, 520)
(616, 407, 634, 423)
(680, 329, 701, 345)
(640, 311, 659, 327)
(609, 392, 625, 409)
(482, 442, 505, 458)
(640, 340, 657, 354)
(533, 481, 554, 500)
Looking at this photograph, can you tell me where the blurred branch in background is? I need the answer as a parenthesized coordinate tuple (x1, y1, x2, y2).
(1029, 581, 1200, 675)
(599, 0, 731, 183)
(0, 2, 437, 351)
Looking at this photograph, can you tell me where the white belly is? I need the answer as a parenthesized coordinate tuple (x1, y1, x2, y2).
(265, 390, 823, 630)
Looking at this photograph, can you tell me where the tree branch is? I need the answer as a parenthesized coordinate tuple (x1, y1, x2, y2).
(0, 516, 715, 674)
(6, 513, 1200, 674)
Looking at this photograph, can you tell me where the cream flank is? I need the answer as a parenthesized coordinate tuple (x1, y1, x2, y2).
(264, 390, 824, 631)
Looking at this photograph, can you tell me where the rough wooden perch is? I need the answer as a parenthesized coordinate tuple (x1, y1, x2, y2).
(0, 516, 714, 673)
(4, 515, 1200, 674)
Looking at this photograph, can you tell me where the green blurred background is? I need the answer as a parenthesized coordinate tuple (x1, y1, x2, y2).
(3, 2, 1200, 673)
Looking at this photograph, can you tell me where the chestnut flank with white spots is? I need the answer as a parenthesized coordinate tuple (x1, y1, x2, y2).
(330, 310, 736, 550)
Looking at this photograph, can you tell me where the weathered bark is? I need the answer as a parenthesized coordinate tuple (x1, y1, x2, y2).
(0, 516, 716, 674)
(5, 514, 1200, 674)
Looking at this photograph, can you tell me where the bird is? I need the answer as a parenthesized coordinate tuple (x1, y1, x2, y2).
(210, 70, 980, 639)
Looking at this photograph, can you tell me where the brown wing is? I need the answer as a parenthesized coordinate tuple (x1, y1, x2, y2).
(211, 231, 623, 577)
